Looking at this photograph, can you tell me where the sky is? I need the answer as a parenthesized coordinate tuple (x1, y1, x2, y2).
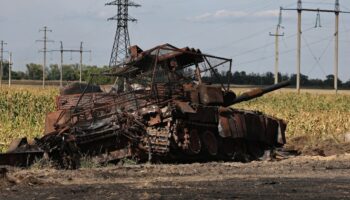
(1, 0, 350, 81)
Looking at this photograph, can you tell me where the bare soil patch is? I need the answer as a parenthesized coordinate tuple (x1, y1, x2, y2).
(286, 135, 350, 156)
(1, 154, 350, 199)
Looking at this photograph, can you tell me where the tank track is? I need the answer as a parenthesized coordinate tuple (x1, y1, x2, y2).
(144, 127, 171, 155)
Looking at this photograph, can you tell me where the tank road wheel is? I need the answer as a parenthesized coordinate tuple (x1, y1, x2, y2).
(58, 139, 81, 170)
(220, 138, 235, 157)
(186, 129, 201, 155)
(37, 134, 81, 169)
(201, 131, 218, 156)
(232, 139, 250, 162)
(246, 141, 265, 160)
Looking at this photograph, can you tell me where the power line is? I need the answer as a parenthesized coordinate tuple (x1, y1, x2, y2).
(50, 41, 92, 87)
(205, 25, 275, 52)
(302, 1, 335, 6)
(281, 0, 350, 93)
(233, 18, 350, 68)
(301, 34, 327, 76)
(235, 24, 350, 79)
(183, 1, 299, 47)
(235, 34, 334, 67)
(340, 12, 350, 31)
(311, 36, 333, 75)
(230, 18, 336, 59)
(341, 4, 350, 12)
(231, 26, 315, 58)
(179, 0, 277, 41)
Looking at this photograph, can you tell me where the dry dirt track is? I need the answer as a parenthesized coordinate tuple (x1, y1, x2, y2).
(1, 154, 350, 200)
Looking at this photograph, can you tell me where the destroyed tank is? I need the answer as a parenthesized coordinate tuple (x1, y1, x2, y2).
(1, 44, 290, 168)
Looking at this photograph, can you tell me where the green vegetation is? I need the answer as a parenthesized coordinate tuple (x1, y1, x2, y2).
(1, 60, 349, 88)
(0, 87, 58, 152)
(1, 63, 113, 84)
(0, 87, 349, 152)
(201, 70, 349, 89)
(235, 91, 350, 146)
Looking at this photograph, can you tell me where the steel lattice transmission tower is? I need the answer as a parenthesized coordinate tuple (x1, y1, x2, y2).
(106, 0, 140, 67)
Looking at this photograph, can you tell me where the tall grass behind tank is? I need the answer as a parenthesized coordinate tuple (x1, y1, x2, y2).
(1, 87, 350, 152)
(234, 91, 350, 146)
(0, 87, 58, 152)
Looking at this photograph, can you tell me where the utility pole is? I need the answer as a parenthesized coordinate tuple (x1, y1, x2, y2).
(281, 0, 350, 94)
(60, 41, 63, 87)
(334, 0, 339, 94)
(36, 26, 53, 88)
(79, 42, 92, 83)
(51, 41, 91, 86)
(80, 42, 83, 83)
(0, 41, 8, 87)
(269, 8, 284, 84)
(297, 0, 302, 94)
(106, 0, 140, 67)
(8, 52, 12, 87)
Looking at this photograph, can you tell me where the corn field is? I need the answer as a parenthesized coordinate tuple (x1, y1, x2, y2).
(235, 91, 350, 147)
(0, 87, 350, 152)
(0, 87, 58, 152)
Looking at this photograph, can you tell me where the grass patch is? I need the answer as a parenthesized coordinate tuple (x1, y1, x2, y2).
(30, 157, 55, 170)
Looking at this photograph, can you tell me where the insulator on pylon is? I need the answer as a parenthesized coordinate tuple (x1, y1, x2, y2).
(314, 10, 322, 28)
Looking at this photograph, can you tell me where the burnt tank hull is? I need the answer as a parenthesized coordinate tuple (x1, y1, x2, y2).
(1, 44, 289, 168)
(37, 93, 286, 167)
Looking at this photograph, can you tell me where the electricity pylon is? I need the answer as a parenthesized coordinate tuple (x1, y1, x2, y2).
(106, 0, 140, 67)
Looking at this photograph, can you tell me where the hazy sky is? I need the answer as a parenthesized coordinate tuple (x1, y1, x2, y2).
(1, 0, 350, 80)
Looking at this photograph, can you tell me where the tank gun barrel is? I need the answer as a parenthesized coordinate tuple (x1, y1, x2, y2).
(230, 80, 290, 105)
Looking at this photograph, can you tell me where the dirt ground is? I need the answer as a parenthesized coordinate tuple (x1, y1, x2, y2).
(1, 154, 350, 200)
(286, 136, 350, 157)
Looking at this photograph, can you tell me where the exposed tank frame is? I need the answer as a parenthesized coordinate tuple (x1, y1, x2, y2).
(0, 44, 289, 168)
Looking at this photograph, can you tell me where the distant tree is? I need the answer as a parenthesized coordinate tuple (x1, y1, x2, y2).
(48, 64, 60, 80)
(300, 74, 309, 86)
(225, 71, 233, 84)
(262, 72, 274, 85)
(1, 62, 9, 79)
(12, 71, 27, 80)
(11, 62, 350, 89)
(309, 79, 324, 88)
(82, 65, 113, 84)
(26, 63, 43, 80)
(290, 73, 309, 87)
(324, 74, 334, 87)
(324, 74, 342, 88)
(62, 64, 79, 81)
(280, 73, 290, 82)
(343, 80, 350, 89)
(232, 71, 242, 84)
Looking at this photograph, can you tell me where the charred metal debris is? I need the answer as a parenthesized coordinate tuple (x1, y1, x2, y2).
(0, 44, 290, 169)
